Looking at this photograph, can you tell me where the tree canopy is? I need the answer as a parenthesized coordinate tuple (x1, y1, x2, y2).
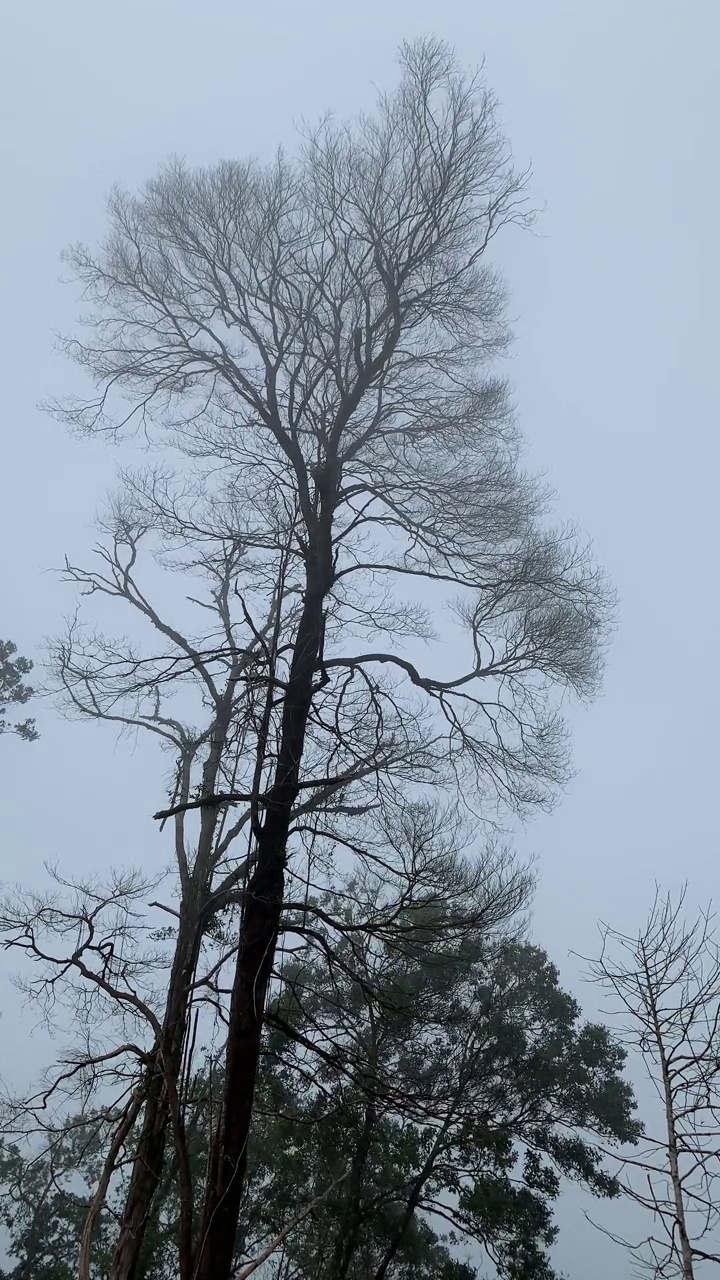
(0, 858, 640, 1279)
(0, 35, 622, 1280)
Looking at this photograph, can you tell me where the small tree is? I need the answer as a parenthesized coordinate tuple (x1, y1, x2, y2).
(50, 34, 613, 1279)
(584, 888, 720, 1279)
(0, 639, 38, 742)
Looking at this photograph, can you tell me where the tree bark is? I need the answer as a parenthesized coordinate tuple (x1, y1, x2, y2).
(193, 523, 334, 1280)
(109, 666, 246, 1280)
(109, 909, 202, 1280)
(648, 987, 695, 1280)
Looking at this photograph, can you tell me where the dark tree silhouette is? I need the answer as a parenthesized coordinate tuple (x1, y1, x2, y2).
(45, 34, 613, 1280)
(0, 850, 639, 1280)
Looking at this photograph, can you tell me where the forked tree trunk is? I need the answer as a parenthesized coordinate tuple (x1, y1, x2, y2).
(109, 909, 202, 1280)
(193, 537, 333, 1280)
(109, 674, 245, 1280)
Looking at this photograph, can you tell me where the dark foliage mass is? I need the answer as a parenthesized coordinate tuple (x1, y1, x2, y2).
(0, 35, 631, 1280)
(0, 868, 639, 1279)
(0, 640, 38, 742)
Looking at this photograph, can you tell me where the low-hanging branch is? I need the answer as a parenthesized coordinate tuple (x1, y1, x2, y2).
(152, 770, 375, 821)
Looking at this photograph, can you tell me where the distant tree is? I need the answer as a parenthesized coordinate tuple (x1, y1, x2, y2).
(584, 887, 720, 1279)
(0, 639, 38, 741)
(50, 33, 613, 1280)
(0, 1127, 113, 1280)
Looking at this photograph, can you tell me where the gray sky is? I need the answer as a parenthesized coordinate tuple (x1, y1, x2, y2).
(1, 1, 718, 1275)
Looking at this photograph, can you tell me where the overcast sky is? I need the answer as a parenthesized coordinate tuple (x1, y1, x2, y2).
(1, 1, 718, 1275)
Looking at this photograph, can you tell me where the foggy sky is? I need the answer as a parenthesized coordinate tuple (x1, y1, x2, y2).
(1, 2, 718, 1275)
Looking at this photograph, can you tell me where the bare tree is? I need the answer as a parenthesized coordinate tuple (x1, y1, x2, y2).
(49, 35, 613, 1279)
(2, 496, 415, 1280)
(584, 888, 720, 1279)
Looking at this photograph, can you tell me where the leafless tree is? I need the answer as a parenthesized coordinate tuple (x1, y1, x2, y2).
(2, 496, 418, 1280)
(46, 34, 613, 1279)
(583, 888, 720, 1279)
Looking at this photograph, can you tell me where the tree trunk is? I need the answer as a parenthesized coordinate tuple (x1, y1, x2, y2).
(371, 1119, 451, 1280)
(324, 1102, 377, 1280)
(654, 1017, 695, 1279)
(193, 553, 331, 1280)
(109, 911, 202, 1280)
(110, 669, 244, 1279)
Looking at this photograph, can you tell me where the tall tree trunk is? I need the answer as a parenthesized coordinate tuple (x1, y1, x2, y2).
(664, 1095, 695, 1280)
(324, 1102, 377, 1280)
(110, 669, 243, 1280)
(648, 987, 695, 1280)
(109, 909, 202, 1280)
(193, 547, 332, 1280)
